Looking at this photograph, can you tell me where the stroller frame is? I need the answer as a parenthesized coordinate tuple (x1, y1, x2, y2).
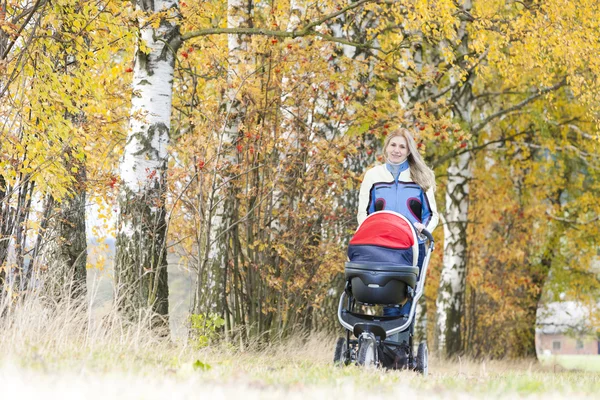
(335, 224, 435, 373)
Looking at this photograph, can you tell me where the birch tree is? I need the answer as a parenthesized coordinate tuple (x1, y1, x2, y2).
(114, 0, 181, 328)
(434, 1, 474, 357)
(34, 2, 90, 301)
(193, 0, 254, 329)
(431, 0, 600, 357)
(0, 0, 48, 295)
(1, 1, 128, 300)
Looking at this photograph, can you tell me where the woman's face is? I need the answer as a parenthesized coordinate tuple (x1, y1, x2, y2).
(385, 136, 410, 164)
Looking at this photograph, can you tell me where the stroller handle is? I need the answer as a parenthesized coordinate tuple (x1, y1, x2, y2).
(420, 228, 434, 244)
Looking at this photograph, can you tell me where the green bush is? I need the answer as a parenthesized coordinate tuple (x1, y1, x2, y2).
(189, 313, 225, 348)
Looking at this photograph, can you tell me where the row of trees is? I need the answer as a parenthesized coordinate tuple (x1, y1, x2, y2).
(1, 0, 599, 357)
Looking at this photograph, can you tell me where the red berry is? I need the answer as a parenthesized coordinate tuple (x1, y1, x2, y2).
(181, 51, 188, 59)
(125, 67, 133, 73)
(236, 144, 243, 153)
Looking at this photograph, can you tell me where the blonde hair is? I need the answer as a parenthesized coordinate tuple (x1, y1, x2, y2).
(383, 128, 436, 192)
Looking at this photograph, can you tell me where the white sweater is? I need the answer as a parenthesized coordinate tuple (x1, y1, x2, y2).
(357, 163, 439, 235)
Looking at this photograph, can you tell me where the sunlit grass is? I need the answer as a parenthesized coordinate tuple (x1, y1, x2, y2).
(539, 355, 600, 372)
(1, 295, 599, 398)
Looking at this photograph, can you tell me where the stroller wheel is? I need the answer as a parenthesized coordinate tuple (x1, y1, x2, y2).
(416, 342, 428, 376)
(357, 334, 378, 367)
(333, 337, 349, 366)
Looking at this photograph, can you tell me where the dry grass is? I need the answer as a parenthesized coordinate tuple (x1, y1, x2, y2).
(1, 294, 599, 399)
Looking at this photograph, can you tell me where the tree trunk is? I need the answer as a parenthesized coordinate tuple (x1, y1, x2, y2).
(435, 151, 471, 356)
(115, 0, 180, 331)
(194, 0, 253, 335)
(435, 0, 473, 358)
(38, 160, 87, 301)
(12, 175, 34, 292)
(0, 175, 13, 290)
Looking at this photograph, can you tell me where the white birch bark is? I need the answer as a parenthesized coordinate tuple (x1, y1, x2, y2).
(276, 0, 306, 226)
(115, 0, 181, 328)
(436, 151, 472, 355)
(197, 0, 253, 321)
(267, 0, 308, 332)
(435, 0, 473, 357)
(223, 0, 253, 147)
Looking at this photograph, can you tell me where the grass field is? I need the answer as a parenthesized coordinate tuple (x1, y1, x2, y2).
(1, 297, 599, 399)
(539, 355, 600, 372)
(3, 345, 600, 399)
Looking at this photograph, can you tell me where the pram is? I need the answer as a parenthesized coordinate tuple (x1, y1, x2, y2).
(333, 211, 434, 374)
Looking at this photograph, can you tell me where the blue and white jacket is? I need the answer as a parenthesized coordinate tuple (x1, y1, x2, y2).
(357, 161, 439, 241)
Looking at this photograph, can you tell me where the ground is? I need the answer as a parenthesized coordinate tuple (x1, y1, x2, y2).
(2, 333, 599, 399)
(1, 285, 598, 399)
(539, 355, 600, 372)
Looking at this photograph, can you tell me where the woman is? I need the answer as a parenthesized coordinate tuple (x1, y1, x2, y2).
(357, 127, 438, 316)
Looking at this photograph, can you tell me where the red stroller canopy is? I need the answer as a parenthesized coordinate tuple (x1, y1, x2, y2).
(350, 211, 416, 249)
(348, 211, 418, 267)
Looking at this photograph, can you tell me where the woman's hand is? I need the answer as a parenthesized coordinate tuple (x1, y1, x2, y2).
(414, 222, 426, 233)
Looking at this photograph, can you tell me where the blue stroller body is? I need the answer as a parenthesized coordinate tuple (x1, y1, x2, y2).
(334, 211, 434, 374)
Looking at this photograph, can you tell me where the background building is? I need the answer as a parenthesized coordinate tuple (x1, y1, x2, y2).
(536, 301, 599, 356)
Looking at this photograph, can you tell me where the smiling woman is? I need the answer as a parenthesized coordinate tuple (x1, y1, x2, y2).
(385, 135, 410, 164)
(357, 128, 438, 236)
(356, 127, 439, 324)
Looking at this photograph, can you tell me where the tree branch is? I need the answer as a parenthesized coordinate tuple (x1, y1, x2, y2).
(472, 78, 567, 134)
(564, 123, 599, 142)
(545, 210, 599, 225)
(181, 0, 382, 50)
(311, 31, 382, 51)
(1, 0, 46, 60)
(422, 49, 489, 104)
(299, 0, 374, 34)
(431, 129, 530, 168)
